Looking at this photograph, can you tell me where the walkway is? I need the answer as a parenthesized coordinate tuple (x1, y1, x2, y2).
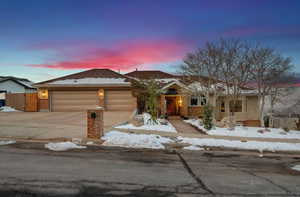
(168, 119, 202, 135)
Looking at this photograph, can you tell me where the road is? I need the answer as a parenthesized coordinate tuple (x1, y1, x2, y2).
(0, 142, 299, 197)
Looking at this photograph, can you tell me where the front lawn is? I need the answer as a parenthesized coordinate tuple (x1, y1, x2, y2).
(185, 119, 300, 139)
(101, 130, 300, 153)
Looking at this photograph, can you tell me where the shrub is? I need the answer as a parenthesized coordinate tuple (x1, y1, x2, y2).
(132, 79, 162, 124)
(203, 104, 214, 130)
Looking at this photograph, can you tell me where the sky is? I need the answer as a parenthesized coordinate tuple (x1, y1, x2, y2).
(1, 0, 300, 82)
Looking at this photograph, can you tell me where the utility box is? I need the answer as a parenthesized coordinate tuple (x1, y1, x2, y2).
(87, 107, 104, 139)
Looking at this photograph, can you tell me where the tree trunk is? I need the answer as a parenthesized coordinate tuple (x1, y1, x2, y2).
(259, 96, 265, 127)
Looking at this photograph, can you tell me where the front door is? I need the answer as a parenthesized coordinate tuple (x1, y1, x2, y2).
(166, 97, 178, 116)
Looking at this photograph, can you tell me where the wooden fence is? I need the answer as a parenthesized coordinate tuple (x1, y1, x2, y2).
(6, 93, 38, 112)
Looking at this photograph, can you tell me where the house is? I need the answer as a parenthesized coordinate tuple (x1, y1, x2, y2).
(34, 69, 137, 112)
(0, 76, 36, 107)
(34, 69, 260, 123)
(125, 70, 260, 122)
(0, 76, 36, 93)
(264, 83, 300, 117)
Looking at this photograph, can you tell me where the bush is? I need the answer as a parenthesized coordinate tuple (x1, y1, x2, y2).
(203, 104, 214, 130)
(132, 79, 162, 124)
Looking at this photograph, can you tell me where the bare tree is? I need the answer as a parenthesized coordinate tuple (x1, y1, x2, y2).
(179, 38, 253, 129)
(179, 40, 224, 114)
(248, 46, 293, 124)
(217, 39, 253, 128)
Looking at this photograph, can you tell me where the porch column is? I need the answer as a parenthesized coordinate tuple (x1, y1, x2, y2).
(242, 95, 247, 119)
(225, 97, 230, 116)
(160, 95, 166, 116)
(180, 95, 188, 117)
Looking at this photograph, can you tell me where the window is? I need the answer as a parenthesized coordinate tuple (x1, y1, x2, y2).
(229, 100, 242, 112)
(166, 88, 178, 95)
(190, 95, 206, 106)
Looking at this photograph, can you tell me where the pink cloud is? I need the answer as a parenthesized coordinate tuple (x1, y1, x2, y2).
(27, 40, 190, 71)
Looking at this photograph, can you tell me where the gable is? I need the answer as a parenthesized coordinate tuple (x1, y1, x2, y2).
(0, 79, 26, 93)
(34, 69, 132, 87)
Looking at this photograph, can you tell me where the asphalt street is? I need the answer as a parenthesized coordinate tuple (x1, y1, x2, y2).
(0, 142, 299, 197)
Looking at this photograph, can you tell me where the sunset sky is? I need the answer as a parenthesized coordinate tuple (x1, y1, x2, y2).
(1, 0, 300, 82)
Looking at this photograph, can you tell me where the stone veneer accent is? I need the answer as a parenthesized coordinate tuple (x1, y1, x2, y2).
(87, 108, 104, 139)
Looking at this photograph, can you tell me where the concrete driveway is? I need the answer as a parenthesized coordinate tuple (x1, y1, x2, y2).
(0, 111, 132, 139)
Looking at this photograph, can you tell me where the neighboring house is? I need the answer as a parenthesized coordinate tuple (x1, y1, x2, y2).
(34, 69, 260, 123)
(0, 76, 36, 107)
(264, 84, 300, 117)
(0, 76, 36, 93)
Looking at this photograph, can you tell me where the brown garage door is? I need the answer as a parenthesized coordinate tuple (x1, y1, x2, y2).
(105, 90, 136, 111)
(51, 91, 98, 112)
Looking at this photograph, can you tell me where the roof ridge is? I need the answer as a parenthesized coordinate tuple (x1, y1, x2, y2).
(34, 68, 129, 85)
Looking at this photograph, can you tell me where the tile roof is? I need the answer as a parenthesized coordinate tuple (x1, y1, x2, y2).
(125, 70, 176, 79)
(35, 69, 130, 85)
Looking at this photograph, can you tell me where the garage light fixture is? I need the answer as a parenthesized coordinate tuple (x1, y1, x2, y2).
(38, 89, 48, 100)
(98, 89, 104, 98)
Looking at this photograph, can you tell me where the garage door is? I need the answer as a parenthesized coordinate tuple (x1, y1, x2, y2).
(105, 90, 136, 111)
(51, 91, 98, 112)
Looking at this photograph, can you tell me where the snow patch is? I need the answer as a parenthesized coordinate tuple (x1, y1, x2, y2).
(183, 145, 204, 151)
(115, 113, 177, 133)
(0, 140, 16, 145)
(184, 119, 300, 139)
(177, 136, 300, 152)
(101, 131, 174, 149)
(49, 78, 129, 85)
(291, 165, 300, 172)
(45, 142, 86, 151)
(0, 106, 20, 112)
(155, 78, 179, 83)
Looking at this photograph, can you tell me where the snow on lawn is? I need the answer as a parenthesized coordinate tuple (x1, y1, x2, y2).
(291, 165, 300, 172)
(101, 131, 174, 149)
(115, 113, 177, 133)
(183, 145, 204, 151)
(0, 106, 20, 112)
(184, 119, 300, 139)
(45, 142, 86, 151)
(177, 136, 300, 152)
(0, 140, 16, 145)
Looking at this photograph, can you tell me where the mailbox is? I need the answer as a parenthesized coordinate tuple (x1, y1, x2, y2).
(91, 112, 97, 119)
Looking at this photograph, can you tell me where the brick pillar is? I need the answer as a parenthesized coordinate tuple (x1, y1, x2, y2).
(87, 108, 104, 139)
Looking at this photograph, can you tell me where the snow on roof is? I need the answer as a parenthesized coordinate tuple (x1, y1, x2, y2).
(154, 78, 180, 83)
(17, 80, 34, 88)
(0, 77, 35, 89)
(48, 77, 130, 85)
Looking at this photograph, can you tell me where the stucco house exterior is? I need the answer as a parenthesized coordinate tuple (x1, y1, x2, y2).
(34, 69, 260, 123)
(34, 69, 137, 112)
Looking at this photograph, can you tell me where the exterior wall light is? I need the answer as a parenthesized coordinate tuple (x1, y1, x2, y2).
(98, 89, 104, 98)
(38, 89, 48, 100)
(178, 97, 183, 107)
